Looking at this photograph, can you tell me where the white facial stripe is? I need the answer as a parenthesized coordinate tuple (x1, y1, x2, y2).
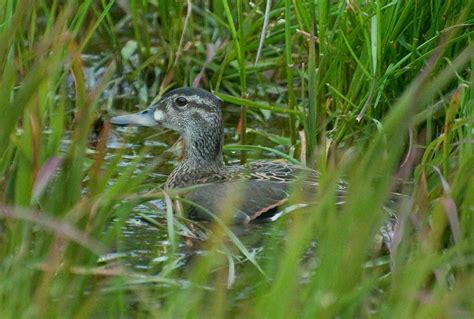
(154, 110, 165, 121)
(166, 94, 213, 107)
(188, 94, 212, 105)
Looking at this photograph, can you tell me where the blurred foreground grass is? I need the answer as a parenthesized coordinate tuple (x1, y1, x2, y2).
(0, 0, 473, 318)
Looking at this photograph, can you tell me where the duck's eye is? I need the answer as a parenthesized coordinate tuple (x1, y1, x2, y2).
(175, 97, 188, 107)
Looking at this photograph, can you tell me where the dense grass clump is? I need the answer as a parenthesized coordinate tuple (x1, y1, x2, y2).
(0, 1, 473, 318)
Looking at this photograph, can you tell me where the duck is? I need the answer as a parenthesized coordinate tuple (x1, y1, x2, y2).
(110, 87, 321, 224)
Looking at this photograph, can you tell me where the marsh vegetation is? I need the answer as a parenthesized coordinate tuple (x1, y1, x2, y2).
(0, 0, 473, 317)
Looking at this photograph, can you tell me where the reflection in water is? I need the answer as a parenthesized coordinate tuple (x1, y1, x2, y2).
(116, 212, 169, 270)
(108, 207, 287, 273)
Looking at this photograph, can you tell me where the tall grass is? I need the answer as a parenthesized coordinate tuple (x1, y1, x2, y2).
(0, 0, 473, 318)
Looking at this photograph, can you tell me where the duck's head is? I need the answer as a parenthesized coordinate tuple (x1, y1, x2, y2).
(111, 87, 223, 135)
(111, 87, 225, 164)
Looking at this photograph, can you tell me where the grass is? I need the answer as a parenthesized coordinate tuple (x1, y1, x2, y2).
(0, 0, 473, 317)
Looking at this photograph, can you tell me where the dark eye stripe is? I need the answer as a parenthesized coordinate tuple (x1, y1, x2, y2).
(191, 111, 205, 123)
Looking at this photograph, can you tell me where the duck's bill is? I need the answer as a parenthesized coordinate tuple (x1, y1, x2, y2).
(110, 108, 158, 127)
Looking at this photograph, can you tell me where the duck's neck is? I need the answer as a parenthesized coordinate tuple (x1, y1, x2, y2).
(167, 128, 225, 187)
(187, 123, 225, 164)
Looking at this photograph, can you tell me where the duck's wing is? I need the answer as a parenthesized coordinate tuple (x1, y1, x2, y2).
(183, 161, 322, 223)
(185, 180, 291, 224)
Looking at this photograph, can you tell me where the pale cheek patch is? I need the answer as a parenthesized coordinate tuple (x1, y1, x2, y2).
(154, 110, 165, 122)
